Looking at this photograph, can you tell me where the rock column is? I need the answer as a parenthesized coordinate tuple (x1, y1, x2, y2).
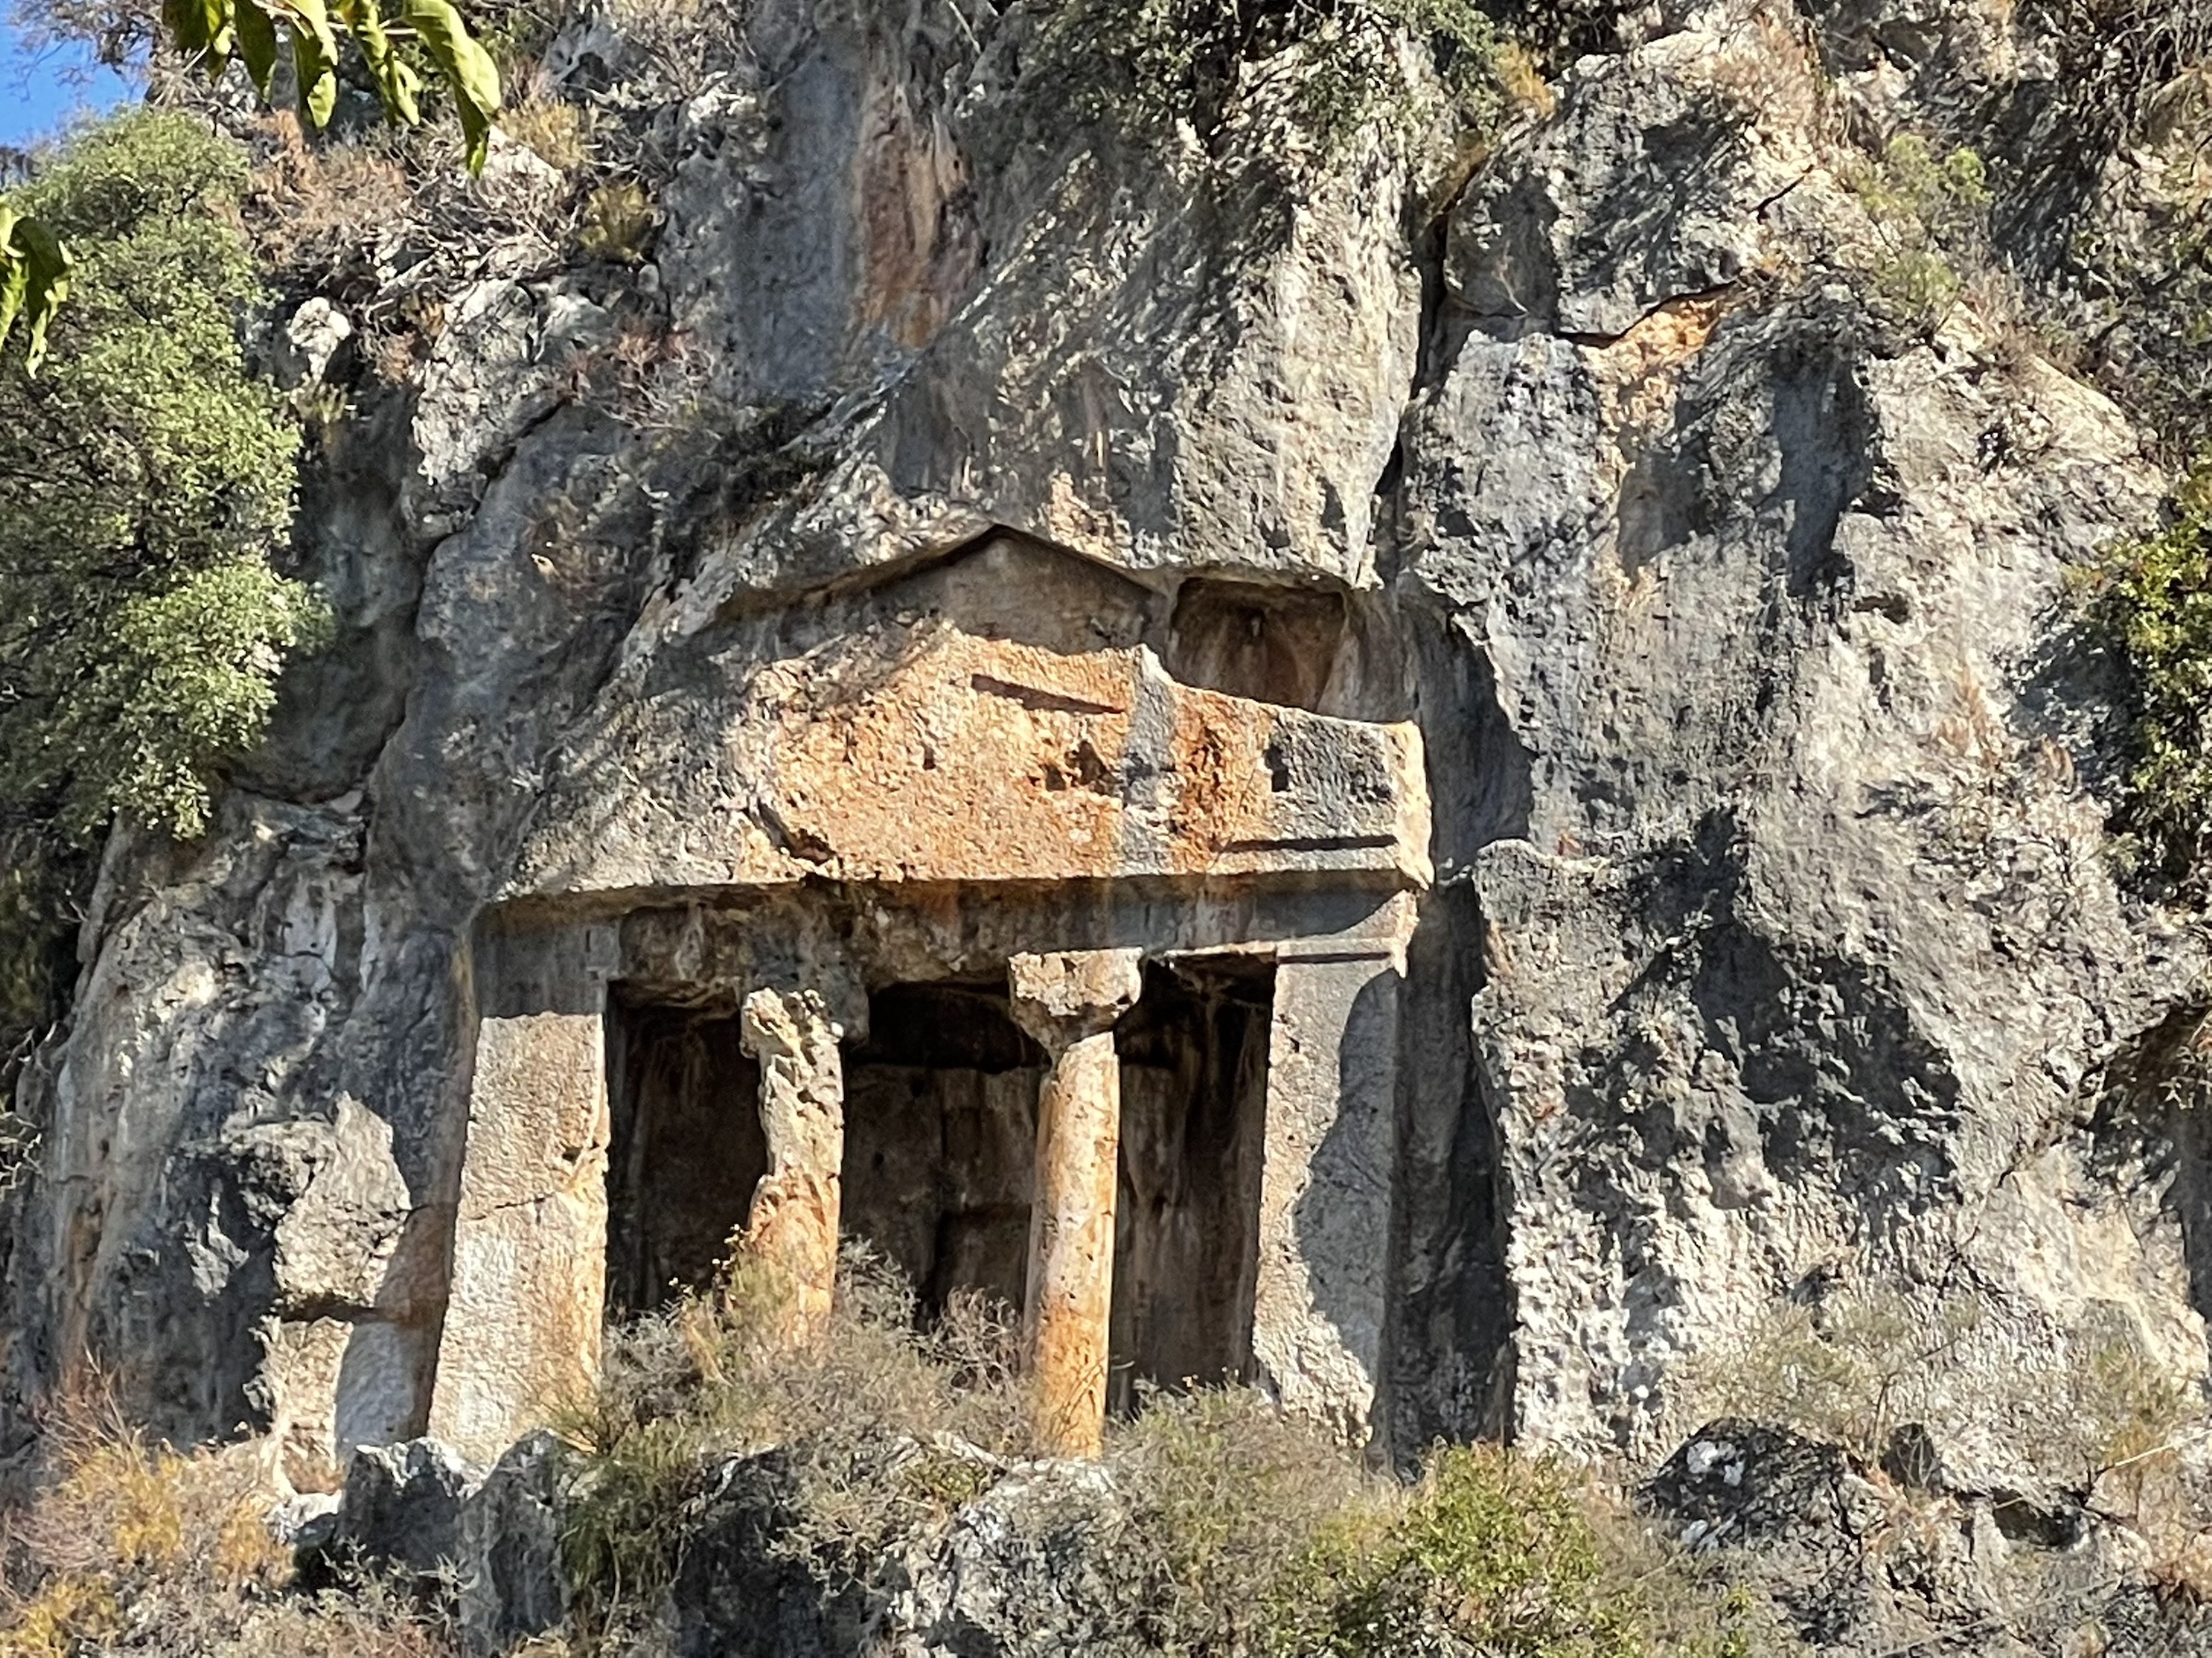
(1009, 948, 1144, 1458)
(738, 987, 847, 1335)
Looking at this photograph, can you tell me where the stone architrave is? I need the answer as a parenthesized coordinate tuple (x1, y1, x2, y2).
(1252, 902, 1412, 1442)
(737, 987, 847, 1333)
(1008, 948, 1144, 1458)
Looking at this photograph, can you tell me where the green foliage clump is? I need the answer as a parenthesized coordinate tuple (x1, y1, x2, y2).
(1839, 134, 1991, 327)
(2080, 466, 2212, 889)
(576, 179, 656, 264)
(0, 111, 323, 1045)
(0, 111, 321, 841)
(1270, 1445, 1714, 1658)
(1111, 1386, 1371, 1650)
(1040, 0, 1508, 163)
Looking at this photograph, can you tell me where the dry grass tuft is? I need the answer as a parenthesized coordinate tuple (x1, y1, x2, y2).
(244, 116, 417, 282)
(0, 1386, 453, 1658)
(503, 98, 595, 173)
(1491, 40, 1555, 120)
(554, 1247, 1040, 1631)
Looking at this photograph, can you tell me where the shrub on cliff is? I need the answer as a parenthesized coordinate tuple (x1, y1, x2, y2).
(2080, 465, 2212, 890)
(0, 111, 323, 1052)
(554, 1250, 1041, 1636)
(1041, 0, 1509, 161)
(0, 1393, 450, 1657)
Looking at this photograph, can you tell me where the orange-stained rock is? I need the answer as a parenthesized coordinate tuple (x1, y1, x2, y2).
(1009, 948, 1142, 1459)
(509, 629, 1429, 900)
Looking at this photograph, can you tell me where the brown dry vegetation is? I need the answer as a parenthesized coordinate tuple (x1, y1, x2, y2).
(557, 1247, 1788, 1656)
(0, 1391, 452, 1658)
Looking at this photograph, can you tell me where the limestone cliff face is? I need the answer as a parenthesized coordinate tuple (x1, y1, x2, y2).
(4, 0, 2204, 1534)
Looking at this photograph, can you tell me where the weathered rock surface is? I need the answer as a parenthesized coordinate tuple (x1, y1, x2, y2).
(1409, 6, 2206, 1478)
(331, 1437, 481, 1585)
(668, 1442, 1156, 1658)
(300, 1431, 567, 1654)
(459, 1432, 571, 1654)
(8, 0, 2212, 1648)
(1647, 1420, 2212, 1656)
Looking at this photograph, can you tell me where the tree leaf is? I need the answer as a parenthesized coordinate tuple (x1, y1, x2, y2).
(336, 0, 422, 126)
(264, 0, 342, 127)
(403, 0, 502, 173)
(14, 219, 73, 376)
(234, 0, 279, 102)
(0, 207, 28, 358)
(163, 0, 235, 67)
(289, 21, 341, 126)
(0, 210, 73, 375)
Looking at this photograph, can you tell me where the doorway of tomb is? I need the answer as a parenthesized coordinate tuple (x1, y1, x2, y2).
(841, 981, 1044, 1321)
(603, 986, 768, 1319)
(836, 963, 1274, 1412)
(1109, 957, 1273, 1412)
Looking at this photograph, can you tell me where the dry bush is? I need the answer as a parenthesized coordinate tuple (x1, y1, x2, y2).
(0, 1388, 452, 1658)
(554, 1247, 1041, 1631)
(547, 321, 714, 431)
(2054, 1321, 2207, 1586)
(1687, 1284, 2208, 1551)
(239, 103, 585, 343)
(557, 1248, 1779, 1655)
(503, 96, 595, 173)
(1490, 40, 1555, 120)
(601, 0, 755, 99)
(244, 115, 418, 281)
(1585, 1486, 1799, 1658)
(1690, 1288, 1976, 1465)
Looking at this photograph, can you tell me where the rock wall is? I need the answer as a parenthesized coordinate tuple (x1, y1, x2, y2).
(4, 0, 2206, 1519)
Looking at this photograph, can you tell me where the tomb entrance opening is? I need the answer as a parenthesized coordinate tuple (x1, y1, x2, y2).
(603, 987, 766, 1320)
(1110, 957, 1273, 1412)
(841, 981, 1042, 1322)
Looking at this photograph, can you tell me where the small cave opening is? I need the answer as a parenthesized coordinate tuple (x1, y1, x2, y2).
(843, 982, 1044, 1319)
(1166, 578, 1348, 711)
(603, 987, 768, 1320)
(1109, 956, 1273, 1412)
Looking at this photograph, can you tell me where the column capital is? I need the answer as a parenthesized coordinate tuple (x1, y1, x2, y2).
(1008, 948, 1143, 1051)
(738, 986, 844, 1057)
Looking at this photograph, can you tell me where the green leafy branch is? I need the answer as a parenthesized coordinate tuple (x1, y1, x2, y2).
(0, 205, 73, 374)
(0, 0, 501, 373)
(164, 0, 503, 171)
(2078, 462, 2212, 890)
